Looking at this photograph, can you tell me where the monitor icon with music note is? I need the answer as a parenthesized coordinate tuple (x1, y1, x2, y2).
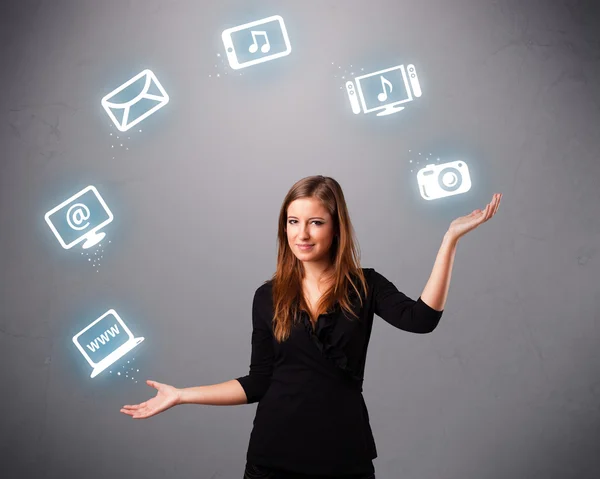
(222, 15, 292, 70)
(345, 63, 422, 117)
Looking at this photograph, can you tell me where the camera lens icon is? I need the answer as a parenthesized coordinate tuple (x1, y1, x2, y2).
(417, 160, 472, 201)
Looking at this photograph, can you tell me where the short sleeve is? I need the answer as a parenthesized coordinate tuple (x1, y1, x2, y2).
(235, 285, 275, 403)
(370, 268, 443, 334)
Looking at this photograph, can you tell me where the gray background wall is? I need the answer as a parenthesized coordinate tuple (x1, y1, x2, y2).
(1, 0, 599, 478)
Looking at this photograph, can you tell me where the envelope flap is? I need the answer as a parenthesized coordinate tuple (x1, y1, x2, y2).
(101, 71, 154, 109)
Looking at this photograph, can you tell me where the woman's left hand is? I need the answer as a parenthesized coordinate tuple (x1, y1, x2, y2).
(446, 193, 503, 242)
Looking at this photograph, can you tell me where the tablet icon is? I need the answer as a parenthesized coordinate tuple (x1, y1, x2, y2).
(44, 185, 113, 250)
(345, 63, 422, 116)
(101, 69, 169, 132)
(417, 160, 472, 200)
(72, 309, 145, 379)
(222, 15, 291, 70)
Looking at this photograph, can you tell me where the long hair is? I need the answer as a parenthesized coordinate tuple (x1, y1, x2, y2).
(270, 175, 368, 343)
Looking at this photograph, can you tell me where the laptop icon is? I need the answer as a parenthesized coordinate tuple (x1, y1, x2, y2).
(72, 309, 144, 378)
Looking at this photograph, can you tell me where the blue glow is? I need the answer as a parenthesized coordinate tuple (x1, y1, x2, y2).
(222, 15, 291, 70)
(44, 185, 113, 249)
(346, 63, 422, 116)
(101, 69, 169, 132)
(417, 161, 472, 200)
(72, 309, 144, 379)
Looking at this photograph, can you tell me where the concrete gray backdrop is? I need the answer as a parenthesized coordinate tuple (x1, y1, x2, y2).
(1, 0, 599, 478)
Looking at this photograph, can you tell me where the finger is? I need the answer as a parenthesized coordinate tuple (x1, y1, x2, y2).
(133, 411, 152, 419)
(493, 194, 502, 216)
(120, 409, 136, 416)
(122, 404, 142, 410)
(488, 195, 499, 218)
(485, 202, 493, 220)
(147, 380, 160, 389)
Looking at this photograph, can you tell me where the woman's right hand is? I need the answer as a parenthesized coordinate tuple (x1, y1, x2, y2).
(120, 380, 182, 419)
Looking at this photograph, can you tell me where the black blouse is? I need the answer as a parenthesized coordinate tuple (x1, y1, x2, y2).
(236, 268, 444, 476)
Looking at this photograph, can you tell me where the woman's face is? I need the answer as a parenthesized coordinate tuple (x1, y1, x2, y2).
(286, 197, 336, 265)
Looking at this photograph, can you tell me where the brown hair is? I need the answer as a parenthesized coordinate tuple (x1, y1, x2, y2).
(269, 175, 368, 343)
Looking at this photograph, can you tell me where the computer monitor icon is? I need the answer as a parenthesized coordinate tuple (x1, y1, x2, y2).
(345, 63, 422, 116)
(44, 185, 113, 250)
(72, 309, 144, 379)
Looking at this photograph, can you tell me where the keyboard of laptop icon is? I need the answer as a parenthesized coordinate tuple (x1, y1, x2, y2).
(72, 309, 144, 378)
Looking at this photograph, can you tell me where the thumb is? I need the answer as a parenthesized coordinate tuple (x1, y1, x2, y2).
(146, 379, 161, 389)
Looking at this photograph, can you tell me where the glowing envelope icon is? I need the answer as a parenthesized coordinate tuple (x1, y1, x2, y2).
(101, 69, 169, 132)
(72, 309, 144, 378)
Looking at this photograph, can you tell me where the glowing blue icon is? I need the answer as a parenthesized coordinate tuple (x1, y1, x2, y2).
(72, 309, 144, 379)
(345, 63, 422, 116)
(222, 15, 291, 70)
(44, 185, 113, 249)
(417, 160, 472, 200)
(101, 69, 169, 132)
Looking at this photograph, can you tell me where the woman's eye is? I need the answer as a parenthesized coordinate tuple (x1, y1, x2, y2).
(288, 220, 322, 225)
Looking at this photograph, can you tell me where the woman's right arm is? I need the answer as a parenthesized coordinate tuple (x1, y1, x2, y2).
(180, 286, 274, 406)
(121, 286, 274, 418)
(177, 379, 248, 406)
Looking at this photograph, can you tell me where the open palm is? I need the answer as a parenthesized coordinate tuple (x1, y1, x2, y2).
(120, 380, 181, 419)
(447, 193, 502, 241)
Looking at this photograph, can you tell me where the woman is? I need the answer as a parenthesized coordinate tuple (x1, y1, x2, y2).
(121, 175, 502, 478)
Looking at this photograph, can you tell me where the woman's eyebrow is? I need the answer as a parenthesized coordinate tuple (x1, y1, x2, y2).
(287, 216, 326, 220)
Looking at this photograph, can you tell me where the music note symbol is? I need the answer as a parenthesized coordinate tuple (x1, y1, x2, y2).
(377, 76, 393, 102)
(248, 30, 271, 54)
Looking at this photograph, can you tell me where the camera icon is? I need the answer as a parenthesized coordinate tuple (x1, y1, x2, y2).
(417, 160, 472, 201)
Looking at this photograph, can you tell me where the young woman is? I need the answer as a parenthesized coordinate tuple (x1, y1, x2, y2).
(121, 175, 502, 479)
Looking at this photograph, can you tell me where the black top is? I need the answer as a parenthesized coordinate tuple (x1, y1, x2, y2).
(236, 268, 444, 476)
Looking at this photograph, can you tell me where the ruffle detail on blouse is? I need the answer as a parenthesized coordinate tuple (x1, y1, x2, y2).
(300, 297, 365, 389)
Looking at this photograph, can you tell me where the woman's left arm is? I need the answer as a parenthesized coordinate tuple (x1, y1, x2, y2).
(420, 193, 503, 311)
